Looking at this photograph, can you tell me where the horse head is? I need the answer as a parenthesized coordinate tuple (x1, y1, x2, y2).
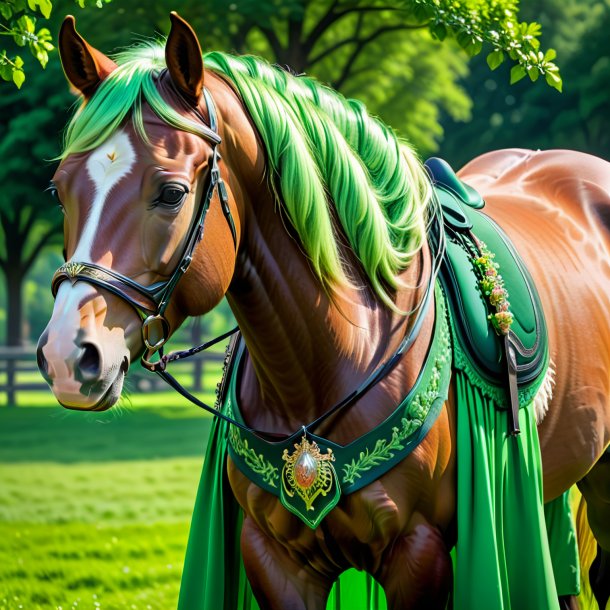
(37, 14, 247, 410)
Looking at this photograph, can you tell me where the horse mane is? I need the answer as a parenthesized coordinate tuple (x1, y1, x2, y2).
(61, 41, 432, 309)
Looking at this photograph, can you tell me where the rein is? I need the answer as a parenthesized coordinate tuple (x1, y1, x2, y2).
(50, 85, 443, 442)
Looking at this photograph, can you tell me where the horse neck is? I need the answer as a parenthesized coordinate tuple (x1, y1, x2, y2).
(227, 177, 429, 434)
(211, 75, 431, 434)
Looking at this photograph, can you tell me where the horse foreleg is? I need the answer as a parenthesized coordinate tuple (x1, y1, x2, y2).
(240, 516, 335, 610)
(374, 522, 452, 610)
(578, 450, 610, 610)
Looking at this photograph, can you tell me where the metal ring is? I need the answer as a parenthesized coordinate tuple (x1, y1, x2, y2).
(142, 315, 170, 350)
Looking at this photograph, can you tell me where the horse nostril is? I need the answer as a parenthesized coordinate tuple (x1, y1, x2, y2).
(78, 342, 102, 379)
(36, 345, 49, 379)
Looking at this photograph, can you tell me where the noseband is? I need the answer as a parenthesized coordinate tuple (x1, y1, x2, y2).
(51, 88, 238, 369)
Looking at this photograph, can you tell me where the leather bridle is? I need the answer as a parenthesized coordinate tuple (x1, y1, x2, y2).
(51, 88, 238, 370)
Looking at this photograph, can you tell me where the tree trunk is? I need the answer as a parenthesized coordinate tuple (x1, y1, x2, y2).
(5, 266, 23, 348)
(2, 262, 25, 408)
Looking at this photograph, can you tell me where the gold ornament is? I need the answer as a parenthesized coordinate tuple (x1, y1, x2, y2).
(61, 261, 85, 279)
(282, 435, 336, 512)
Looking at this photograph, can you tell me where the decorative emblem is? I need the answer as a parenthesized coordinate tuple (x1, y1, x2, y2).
(60, 261, 85, 279)
(280, 435, 340, 527)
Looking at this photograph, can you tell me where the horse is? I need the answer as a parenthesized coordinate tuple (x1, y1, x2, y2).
(36, 12, 610, 610)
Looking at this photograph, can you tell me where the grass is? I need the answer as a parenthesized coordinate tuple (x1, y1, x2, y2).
(0, 401, 213, 610)
(0, 522, 189, 610)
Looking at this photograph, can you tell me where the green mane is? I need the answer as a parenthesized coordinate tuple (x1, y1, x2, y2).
(62, 42, 432, 309)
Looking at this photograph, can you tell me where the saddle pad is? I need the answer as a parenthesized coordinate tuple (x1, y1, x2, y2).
(427, 157, 548, 390)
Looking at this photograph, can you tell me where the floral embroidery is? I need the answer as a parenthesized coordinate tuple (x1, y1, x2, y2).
(472, 239, 513, 335)
(227, 403, 280, 487)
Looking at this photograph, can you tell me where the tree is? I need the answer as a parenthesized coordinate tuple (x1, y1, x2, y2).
(67, 0, 560, 153)
(0, 0, 562, 350)
(0, 0, 112, 88)
(0, 60, 68, 346)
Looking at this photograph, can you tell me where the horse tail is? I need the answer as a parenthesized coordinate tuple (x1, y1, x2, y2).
(571, 488, 599, 610)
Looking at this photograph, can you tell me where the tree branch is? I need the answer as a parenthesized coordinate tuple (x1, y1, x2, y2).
(17, 205, 37, 243)
(332, 23, 428, 90)
(259, 25, 285, 61)
(22, 221, 62, 273)
(303, 0, 341, 55)
(335, 5, 402, 17)
(0, 209, 12, 263)
(309, 11, 364, 66)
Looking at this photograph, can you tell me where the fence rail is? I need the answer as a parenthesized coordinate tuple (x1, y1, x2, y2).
(0, 346, 225, 406)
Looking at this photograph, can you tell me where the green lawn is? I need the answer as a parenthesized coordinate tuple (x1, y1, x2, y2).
(0, 401, 213, 610)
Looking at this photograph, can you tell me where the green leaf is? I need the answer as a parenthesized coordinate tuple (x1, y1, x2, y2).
(34, 46, 48, 67)
(545, 70, 562, 92)
(487, 50, 504, 70)
(470, 39, 483, 57)
(0, 3, 13, 19)
(544, 48, 557, 62)
(527, 66, 539, 82)
(0, 59, 13, 81)
(431, 23, 446, 41)
(18, 15, 36, 33)
(13, 69, 25, 89)
(510, 64, 527, 84)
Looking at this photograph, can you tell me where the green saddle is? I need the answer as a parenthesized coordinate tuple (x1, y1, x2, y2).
(426, 157, 548, 399)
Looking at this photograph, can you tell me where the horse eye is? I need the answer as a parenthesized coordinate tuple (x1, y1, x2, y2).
(157, 184, 188, 207)
(46, 183, 64, 213)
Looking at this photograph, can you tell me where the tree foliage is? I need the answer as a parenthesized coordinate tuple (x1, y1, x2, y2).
(0, 0, 110, 88)
(440, 0, 609, 168)
(0, 59, 68, 344)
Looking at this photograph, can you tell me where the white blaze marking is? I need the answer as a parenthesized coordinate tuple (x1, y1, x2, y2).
(73, 130, 135, 260)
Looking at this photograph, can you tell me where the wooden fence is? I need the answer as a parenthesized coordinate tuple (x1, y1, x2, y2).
(0, 345, 225, 406)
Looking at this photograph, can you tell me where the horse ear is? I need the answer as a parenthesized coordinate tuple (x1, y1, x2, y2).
(165, 12, 205, 103)
(58, 15, 117, 98)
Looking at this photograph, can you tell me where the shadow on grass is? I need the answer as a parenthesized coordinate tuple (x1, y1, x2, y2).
(0, 405, 212, 463)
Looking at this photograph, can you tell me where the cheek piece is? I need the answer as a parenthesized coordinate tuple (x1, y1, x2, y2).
(50, 87, 238, 371)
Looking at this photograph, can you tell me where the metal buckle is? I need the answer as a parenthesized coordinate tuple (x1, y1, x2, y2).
(142, 315, 170, 350)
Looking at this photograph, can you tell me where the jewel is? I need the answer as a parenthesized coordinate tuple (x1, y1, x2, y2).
(294, 451, 318, 489)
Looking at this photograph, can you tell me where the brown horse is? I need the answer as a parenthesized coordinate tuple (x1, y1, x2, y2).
(37, 13, 610, 610)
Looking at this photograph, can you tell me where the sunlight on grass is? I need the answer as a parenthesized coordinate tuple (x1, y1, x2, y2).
(0, 522, 189, 610)
(0, 458, 203, 524)
(0, 404, 212, 610)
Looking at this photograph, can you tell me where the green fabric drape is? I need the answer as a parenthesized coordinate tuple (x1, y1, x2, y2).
(454, 369, 571, 610)
(179, 368, 579, 610)
(545, 490, 581, 597)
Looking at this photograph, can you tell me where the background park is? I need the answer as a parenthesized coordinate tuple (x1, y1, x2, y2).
(0, 0, 608, 608)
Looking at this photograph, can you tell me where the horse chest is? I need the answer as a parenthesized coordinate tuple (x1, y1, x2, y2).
(228, 448, 446, 573)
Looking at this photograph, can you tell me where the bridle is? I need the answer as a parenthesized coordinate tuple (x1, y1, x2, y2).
(50, 83, 443, 441)
(51, 88, 238, 370)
